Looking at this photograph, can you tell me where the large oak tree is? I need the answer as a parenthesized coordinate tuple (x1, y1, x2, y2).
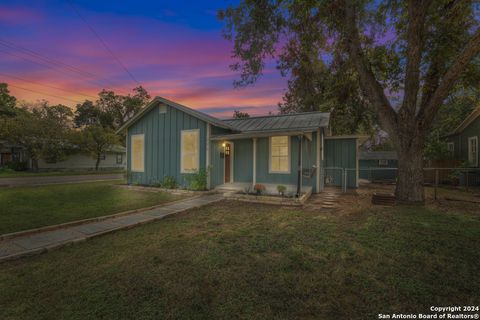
(220, 0, 480, 204)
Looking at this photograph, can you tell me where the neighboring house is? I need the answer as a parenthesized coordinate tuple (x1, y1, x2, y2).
(446, 107, 480, 168)
(36, 145, 126, 170)
(0, 141, 28, 167)
(118, 96, 363, 194)
(359, 151, 398, 181)
(0, 141, 126, 171)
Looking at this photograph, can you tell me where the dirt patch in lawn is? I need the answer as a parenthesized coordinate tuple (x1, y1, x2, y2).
(305, 183, 480, 216)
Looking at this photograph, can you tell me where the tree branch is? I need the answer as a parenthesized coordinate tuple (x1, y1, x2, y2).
(422, 28, 480, 125)
(400, 0, 432, 117)
(343, 2, 398, 135)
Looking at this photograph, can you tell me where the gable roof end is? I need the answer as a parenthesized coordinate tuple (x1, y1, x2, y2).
(449, 107, 480, 136)
(116, 96, 236, 133)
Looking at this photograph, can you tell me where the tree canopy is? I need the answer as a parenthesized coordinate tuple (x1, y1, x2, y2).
(220, 0, 480, 203)
(232, 110, 251, 118)
(74, 86, 150, 130)
(0, 83, 150, 170)
(0, 83, 17, 118)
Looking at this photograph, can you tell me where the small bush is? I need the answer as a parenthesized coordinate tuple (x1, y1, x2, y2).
(0, 167, 15, 174)
(254, 183, 266, 195)
(150, 178, 162, 188)
(277, 185, 287, 196)
(184, 168, 209, 191)
(6, 161, 28, 171)
(162, 176, 177, 189)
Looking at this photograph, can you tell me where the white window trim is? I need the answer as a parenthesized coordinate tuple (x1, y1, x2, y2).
(269, 136, 291, 174)
(378, 159, 388, 166)
(131, 134, 145, 172)
(467, 136, 478, 167)
(181, 129, 200, 173)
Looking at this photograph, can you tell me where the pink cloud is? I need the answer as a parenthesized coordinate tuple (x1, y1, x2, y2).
(0, 6, 43, 24)
(1, 5, 288, 116)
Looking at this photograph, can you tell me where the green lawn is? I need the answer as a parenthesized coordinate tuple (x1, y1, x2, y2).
(0, 181, 182, 234)
(0, 169, 125, 179)
(0, 201, 478, 319)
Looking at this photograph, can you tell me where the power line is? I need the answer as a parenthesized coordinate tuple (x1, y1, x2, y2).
(0, 39, 133, 95)
(0, 48, 129, 95)
(8, 83, 83, 104)
(67, 0, 141, 87)
(0, 39, 104, 81)
(0, 71, 97, 100)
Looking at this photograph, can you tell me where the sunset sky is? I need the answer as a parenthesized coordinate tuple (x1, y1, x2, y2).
(0, 0, 287, 118)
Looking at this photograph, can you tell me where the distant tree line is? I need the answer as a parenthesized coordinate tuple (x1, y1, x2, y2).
(0, 83, 150, 170)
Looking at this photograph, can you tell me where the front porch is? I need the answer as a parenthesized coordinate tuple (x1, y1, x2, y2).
(215, 182, 312, 197)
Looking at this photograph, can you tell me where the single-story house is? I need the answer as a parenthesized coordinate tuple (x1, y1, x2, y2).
(446, 107, 479, 168)
(359, 151, 398, 181)
(0, 142, 28, 167)
(0, 142, 126, 171)
(36, 145, 126, 170)
(118, 96, 363, 194)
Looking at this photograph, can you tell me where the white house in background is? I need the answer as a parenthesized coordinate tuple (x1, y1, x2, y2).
(36, 145, 126, 170)
(0, 142, 126, 171)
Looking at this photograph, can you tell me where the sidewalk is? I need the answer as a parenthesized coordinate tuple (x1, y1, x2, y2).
(0, 194, 223, 262)
(0, 173, 124, 187)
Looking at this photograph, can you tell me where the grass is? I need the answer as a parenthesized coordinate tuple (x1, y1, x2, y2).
(0, 181, 182, 234)
(0, 201, 478, 319)
(0, 169, 125, 179)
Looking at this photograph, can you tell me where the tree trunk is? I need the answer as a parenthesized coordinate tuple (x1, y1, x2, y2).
(395, 142, 425, 204)
(95, 156, 100, 171)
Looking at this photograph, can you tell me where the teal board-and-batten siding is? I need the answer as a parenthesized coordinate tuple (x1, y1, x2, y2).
(256, 135, 318, 190)
(209, 139, 254, 187)
(210, 141, 225, 188)
(210, 134, 319, 192)
(127, 104, 207, 186)
(324, 138, 357, 188)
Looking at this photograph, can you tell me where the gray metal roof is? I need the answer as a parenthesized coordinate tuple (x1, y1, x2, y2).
(223, 112, 330, 133)
(359, 151, 398, 160)
(118, 96, 330, 136)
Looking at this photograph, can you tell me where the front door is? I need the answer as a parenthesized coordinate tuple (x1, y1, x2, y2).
(224, 143, 231, 183)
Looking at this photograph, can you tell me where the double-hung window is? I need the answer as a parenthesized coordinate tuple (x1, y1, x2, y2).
(181, 129, 200, 173)
(131, 134, 144, 172)
(270, 136, 290, 173)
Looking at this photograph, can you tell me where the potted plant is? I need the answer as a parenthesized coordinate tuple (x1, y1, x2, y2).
(277, 185, 286, 197)
(253, 183, 266, 195)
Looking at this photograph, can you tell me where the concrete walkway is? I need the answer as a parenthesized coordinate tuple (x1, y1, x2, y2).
(0, 194, 223, 262)
(0, 173, 125, 187)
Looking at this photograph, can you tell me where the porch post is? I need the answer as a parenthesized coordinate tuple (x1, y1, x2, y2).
(296, 135, 302, 196)
(206, 124, 211, 189)
(316, 129, 321, 193)
(252, 138, 257, 187)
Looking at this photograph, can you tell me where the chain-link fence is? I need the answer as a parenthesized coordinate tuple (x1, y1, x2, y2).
(323, 166, 480, 193)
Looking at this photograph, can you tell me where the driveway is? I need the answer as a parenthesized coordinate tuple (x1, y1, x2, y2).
(0, 174, 124, 187)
